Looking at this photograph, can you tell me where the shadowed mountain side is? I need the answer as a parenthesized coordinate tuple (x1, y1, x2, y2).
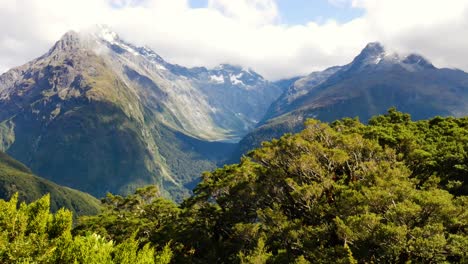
(0, 151, 100, 217)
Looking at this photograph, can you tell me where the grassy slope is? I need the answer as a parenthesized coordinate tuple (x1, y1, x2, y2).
(0, 151, 100, 217)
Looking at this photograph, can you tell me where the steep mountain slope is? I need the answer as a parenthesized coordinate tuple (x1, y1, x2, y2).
(272, 76, 303, 90)
(0, 151, 100, 216)
(92, 26, 282, 141)
(0, 26, 281, 199)
(236, 42, 468, 157)
(189, 64, 282, 137)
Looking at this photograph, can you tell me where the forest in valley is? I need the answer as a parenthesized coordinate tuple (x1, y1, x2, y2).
(1, 109, 467, 263)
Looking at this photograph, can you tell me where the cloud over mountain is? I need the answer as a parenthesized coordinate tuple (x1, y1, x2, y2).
(0, 0, 467, 80)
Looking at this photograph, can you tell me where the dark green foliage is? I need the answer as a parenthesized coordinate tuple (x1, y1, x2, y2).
(154, 124, 236, 201)
(2, 112, 467, 263)
(74, 186, 180, 246)
(232, 113, 305, 163)
(182, 117, 467, 263)
(0, 151, 100, 217)
(333, 108, 468, 195)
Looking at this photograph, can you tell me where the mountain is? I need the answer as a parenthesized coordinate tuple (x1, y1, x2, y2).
(272, 76, 303, 90)
(190, 63, 283, 137)
(0, 25, 282, 200)
(236, 42, 468, 157)
(0, 151, 100, 216)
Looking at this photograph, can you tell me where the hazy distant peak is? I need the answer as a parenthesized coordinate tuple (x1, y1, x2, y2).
(402, 54, 434, 69)
(362, 42, 385, 55)
(213, 64, 243, 72)
(208, 64, 266, 87)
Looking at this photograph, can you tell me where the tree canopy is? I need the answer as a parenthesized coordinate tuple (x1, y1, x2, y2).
(1, 110, 466, 263)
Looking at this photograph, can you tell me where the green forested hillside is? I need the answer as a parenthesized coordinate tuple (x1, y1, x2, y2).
(1, 111, 467, 263)
(0, 151, 101, 217)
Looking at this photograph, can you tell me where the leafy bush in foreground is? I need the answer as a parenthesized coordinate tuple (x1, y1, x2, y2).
(0, 193, 172, 263)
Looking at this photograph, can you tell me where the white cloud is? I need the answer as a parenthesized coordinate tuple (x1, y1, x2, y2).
(357, 0, 468, 70)
(208, 0, 279, 25)
(0, 0, 468, 80)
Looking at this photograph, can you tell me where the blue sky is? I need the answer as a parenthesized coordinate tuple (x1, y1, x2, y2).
(189, 0, 365, 24)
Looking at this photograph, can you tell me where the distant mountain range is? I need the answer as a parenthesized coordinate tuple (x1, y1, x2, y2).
(236, 42, 468, 157)
(1, 26, 467, 201)
(0, 25, 282, 200)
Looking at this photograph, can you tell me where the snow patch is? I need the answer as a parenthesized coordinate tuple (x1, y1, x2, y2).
(127, 47, 139, 56)
(94, 26, 140, 57)
(94, 25, 118, 44)
(230, 73, 244, 85)
(100, 30, 118, 43)
(155, 64, 167, 71)
(210, 75, 224, 84)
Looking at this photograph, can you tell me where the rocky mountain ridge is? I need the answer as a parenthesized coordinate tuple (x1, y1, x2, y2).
(0, 25, 282, 199)
(236, 42, 468, 158)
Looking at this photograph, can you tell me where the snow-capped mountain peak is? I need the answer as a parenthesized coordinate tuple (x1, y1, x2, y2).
(351, 42, 387, 67)
(82, 24, 172, 69)
(348, 42, 434, 72)
(208, 64, 265, 87)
